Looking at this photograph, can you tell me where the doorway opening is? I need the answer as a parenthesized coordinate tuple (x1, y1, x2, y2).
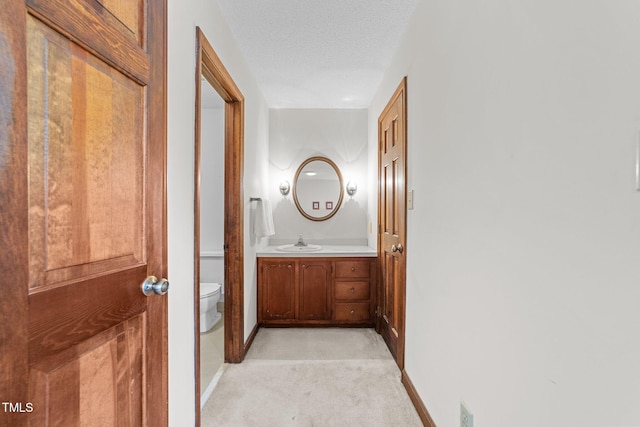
(194, 27, 245, 424)
(198, 77, 225, 406)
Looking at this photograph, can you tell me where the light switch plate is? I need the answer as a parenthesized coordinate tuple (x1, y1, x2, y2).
(461, 402, 473, 427)
(636, 133, 640, 191)
(407, 189, 414, 210)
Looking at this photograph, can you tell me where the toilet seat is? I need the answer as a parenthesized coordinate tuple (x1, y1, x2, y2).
(200, 282, 221, 297)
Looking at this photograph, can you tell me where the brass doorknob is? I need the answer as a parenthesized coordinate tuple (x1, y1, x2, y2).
(391, 244, 397, 252)
(397, 244, 404, 254)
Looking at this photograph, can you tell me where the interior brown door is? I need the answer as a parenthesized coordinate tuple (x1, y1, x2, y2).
(0, 0, 167, 425)
(377, 78, 407, 370)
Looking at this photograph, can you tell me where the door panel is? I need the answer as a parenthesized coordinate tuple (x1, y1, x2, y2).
(299, 261, 331, 320)
(29, 314, 144, 426)
(97, 0, 145, 42)
(378, 78, 407, 370)
(0, 0, 166, 425)
(262, 261, 296, 320)
(27, 0, 149, 81)
(27, 16, 145, 289)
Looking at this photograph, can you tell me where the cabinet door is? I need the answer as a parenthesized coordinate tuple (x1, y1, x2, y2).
(299, 261, 332, 320)
(261, 261, 296, 320)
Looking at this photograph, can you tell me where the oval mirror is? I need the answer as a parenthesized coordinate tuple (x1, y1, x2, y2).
(293, 156, 344, 221)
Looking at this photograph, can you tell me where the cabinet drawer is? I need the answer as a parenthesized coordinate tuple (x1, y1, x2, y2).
(335, 260, 370, 279)
(335, 281, 370, 300)
(335, 303, 370, 321)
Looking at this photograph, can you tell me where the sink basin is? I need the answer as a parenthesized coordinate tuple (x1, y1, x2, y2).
(276, 244, 322, 252)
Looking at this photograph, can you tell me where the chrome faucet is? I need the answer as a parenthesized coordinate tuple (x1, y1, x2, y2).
(294, 234, 308, 247)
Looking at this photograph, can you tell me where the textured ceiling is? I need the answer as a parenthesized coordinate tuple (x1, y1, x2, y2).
(216, 0, 420, 109)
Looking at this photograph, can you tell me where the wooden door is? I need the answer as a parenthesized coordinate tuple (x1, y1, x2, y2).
(0, 0, 167, 425)
(299, 261, 332, 321)
(259, 259, 296, 321)
(377, 78, 407, 370)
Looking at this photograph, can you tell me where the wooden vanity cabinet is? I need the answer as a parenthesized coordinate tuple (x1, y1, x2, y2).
(334, 259, 373, 322)
(299, 261, 332, 320)
(258, 256, 376, 326)
(260, 260, 296, 321)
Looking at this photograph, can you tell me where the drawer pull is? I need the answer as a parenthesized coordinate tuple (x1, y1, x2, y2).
(351, 267, 355, 272)
(350, 287, 355, 292)
(350, 310, 355, 314)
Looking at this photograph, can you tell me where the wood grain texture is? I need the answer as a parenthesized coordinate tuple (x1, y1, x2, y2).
(193, 27, 204, 423)
(196, 26, 245, 364)
(335, 260, 370, 279)
(29, 316, 145, 426)
(28, 266, 147, 364)
(97, 0, 144, 43)
(2, 0, 166, 425)
(27, 16, 145, 289)
(378, 77, 408, 371)
(195, 27, 244, 424)
(224, 99, 245, 363)
(27, 0, 149, 82)
(258, 257, 376, 327)
(298, 261, 331, 320)
(260, 260, 296, 321)
(334, 303, 370, 322)
(335, 281, 370, 300)
(402, 370, 437, 427)
(0, 2, 29, 426)
(144, 1, 168, 425)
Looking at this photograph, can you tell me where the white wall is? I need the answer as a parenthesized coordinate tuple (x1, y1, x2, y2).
(269, 109, 369, 245)
(167, 0, 269, 424)
(369, 1, 640, 426)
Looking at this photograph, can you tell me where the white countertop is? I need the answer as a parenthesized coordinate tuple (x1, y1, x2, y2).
(256, 245, 377, 258)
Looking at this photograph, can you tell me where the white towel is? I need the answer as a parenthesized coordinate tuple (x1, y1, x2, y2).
(254, 199, 275, 238)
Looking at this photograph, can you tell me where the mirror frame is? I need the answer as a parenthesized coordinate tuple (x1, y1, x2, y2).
(292, 156, 344, 221)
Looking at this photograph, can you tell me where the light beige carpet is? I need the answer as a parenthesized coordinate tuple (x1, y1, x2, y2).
(201, 328, 423, 427)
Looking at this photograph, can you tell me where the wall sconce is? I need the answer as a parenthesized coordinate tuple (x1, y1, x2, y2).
(346, 181, 357, 196)
(279, 180, 290, 196)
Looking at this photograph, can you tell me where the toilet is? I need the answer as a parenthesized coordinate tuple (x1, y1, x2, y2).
(200, 282, 222, 333)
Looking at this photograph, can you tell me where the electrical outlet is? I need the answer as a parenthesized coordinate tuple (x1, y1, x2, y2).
(460, 402, 473, 427)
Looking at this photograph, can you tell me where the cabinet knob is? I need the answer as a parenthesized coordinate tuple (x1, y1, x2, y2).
(350, 287, 355, 292)
(351, 267, 355, 272)
(350, 310, 355, 314)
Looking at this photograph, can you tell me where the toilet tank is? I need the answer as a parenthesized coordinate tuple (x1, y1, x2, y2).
(200, 251, 224, 300)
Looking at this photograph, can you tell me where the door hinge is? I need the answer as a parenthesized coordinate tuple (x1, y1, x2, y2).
(223, 243, 229, 251)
